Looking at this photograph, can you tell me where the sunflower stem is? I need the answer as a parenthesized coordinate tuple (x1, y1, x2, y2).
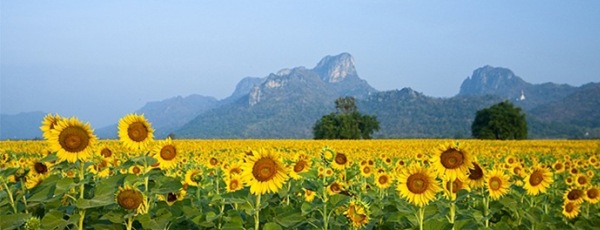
(448, 180, 455, 225)
(254, 194, 261, 230)
(78, 210, 86, 230)
(483, 195, 490, 228)
(126, 215, 134, 230)
(417, 206, 425, 230)
(2, 180, 18, 213)
(78, 161, 86, 230)
(196, 186, 201, 207)
(20, 178, 29, 214)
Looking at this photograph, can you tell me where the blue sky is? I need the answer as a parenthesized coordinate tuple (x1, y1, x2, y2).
(2, 1, 599, 128)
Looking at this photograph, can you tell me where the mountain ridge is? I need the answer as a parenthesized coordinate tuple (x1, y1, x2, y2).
(2, 53, 598, 140)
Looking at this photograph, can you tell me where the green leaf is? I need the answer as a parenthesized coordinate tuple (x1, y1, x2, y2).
(91, 223, 123, 230)
(100, 211, 125, 224)
(75, 196, 114, 209)
(150, 175, 182, 194)
(137, 210, 173, 230)
(263, 222, 283, 230)
(39, 154, 58, 162)
(274, 211, 303, 227)
(53, 177, 74, 196)
(41, 210, 69, 230)
(301, 202, 323, 215)
(96, 174, 127, 195)
(0, 213, 30, 230)
(327, 194, 349, 207)
(426, 218, 453, 230)
(205, 211, 218, 222)
(27, 182, 56, 203)
(221, 221, 245, 230)
(0, 168, 18, 178)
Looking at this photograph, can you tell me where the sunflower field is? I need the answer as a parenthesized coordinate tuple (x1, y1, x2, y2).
(1, 114, 599, 230)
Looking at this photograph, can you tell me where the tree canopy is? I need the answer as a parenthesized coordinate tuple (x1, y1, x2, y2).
(313, 96, 380, 139)
(471, 100, 527, 140)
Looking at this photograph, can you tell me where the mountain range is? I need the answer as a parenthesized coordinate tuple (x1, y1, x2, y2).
(2, 53, 599, 140)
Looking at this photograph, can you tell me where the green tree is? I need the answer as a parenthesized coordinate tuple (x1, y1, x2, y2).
(471, 100, 527, 140)
(313, 97, 380, 139)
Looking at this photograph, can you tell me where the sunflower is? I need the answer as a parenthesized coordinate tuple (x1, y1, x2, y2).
(184, 169, 203, 187)
(303, 188, 316, 202)
(505, 155, 518, 166)
(118, 114, 154, 151)
(320, 147, 335, 166)
(344, 198, 370, 228)
(152, 138, 178, 170)
(585, 186, 600, 204)
(29, 161, 51, 177)
(25, 174, 45, 190)
(99, 146, 113, 158)
(327, 181, 345, 196)
(225, 174, 244, 193)
(574, 174, 590, 188)
(523, 165, 553, 196)
(374, 172, 393, 189)
(562, 201, 580, 219)
(430, 142, 473, 181)
(360, 165, 373, 178)
(40, 113, 62, 140)
(467, 162, 485, 189)
(88, 159, 111, 178)
(586, 170, 595, 178)
(486, 168, 511, 200)
(48, 117, 97, 163)
(564, 187, 585, 205)
(589, 156, 598, 165)
(396, 164, 441, 207)
(443, 178, 469, 200)
(240, 149, 288, 195)
(116, 185, 146, 213)
(225, 161, 243, 178)
(553, 161, 566, 173)
(129, 165, 145, 175)
(331, 152, 350, 171)
(207, 157, 220, 169)
(289, 155, 311, 180)
(158, 189, 186, 206)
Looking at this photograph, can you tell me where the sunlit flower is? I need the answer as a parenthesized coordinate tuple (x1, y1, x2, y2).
(562, 201, 580, 219)
(430, 142, 473, 181)
(40, 113, 62, 140)
(118, 114, 154, 151)
(523, 165, 553, 196)
(585, 186, 600, 204)
(344, 198, 370, 228)
(116, 185, 146, 213)
(396, 164, 441, 207)
(48, 117, 97, 163)
(184, 169, 203, 187)
(241, 149, 288, 195)
(152, 138, 179, 169)
(486, 168, 510, 200)
(564, 187, 585, 205)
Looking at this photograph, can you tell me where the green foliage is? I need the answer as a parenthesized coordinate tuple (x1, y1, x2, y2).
(472, 100, 528, 140)
(313, 97, 380, 139)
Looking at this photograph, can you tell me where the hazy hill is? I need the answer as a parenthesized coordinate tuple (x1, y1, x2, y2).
(177, 53, 369, 138)
(2, 54, 599, 140)
(459, 66, 578, 110)
(95, 94, 220, 139)
(0, 111, 46, 140)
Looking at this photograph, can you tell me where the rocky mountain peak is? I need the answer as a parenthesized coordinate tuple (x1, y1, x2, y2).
(459, 65, 528, 96)
(313, 52, 357, 83)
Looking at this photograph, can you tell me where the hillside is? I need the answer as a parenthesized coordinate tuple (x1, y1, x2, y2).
(2, 54, 599, 140)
